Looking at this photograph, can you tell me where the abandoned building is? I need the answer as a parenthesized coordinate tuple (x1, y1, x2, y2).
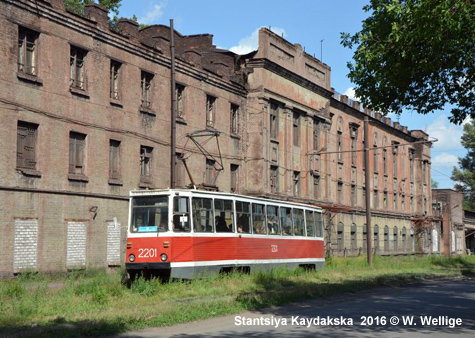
(0, 0, 444, 276)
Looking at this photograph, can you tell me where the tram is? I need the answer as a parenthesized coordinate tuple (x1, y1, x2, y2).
(125, 189, 325, 279)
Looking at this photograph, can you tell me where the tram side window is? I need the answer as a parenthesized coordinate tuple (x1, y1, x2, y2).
(305, 210, 316, 237)
(293, 209, 305, 236)
(214, 199, 234, 232)
(173, 196, 191, 232)
(252, 204, 267, 235)
(315, 212, 324, 237)
(280, 207, 293, 236)
(131, 196, 169, 233)
(236, 201, 251, 233)
(192, 198, 214, 233)
(266, 205, 281, 235)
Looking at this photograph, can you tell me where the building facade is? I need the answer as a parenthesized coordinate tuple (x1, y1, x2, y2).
(241, 29, 437, 257)
(0, 0, 439, 276)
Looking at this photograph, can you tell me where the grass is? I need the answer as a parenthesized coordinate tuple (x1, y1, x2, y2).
(1, 255, 475, 337)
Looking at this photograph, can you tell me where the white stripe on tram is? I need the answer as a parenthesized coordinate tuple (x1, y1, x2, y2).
(170, 258, 325, 268)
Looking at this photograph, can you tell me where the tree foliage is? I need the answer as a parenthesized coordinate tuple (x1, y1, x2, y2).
(341, 0, 475, 124)
(452, 120, 475, 211)
(64, 0, 122, 16)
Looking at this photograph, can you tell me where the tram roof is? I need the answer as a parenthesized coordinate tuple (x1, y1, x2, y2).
(129, 189, 322, 211)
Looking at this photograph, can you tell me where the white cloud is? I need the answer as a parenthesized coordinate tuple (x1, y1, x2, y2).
(431, 153, 459, 168)
(426, 114, 464, 152)
(343, 87, 358, 101)
(139, 3, 164, 24)
(229, 27, 286, 55)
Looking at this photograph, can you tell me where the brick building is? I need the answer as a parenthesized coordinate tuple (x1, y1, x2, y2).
(432, 189, 466, 255)
(241, 29, 437, 256)
(0, 0, 438, 276)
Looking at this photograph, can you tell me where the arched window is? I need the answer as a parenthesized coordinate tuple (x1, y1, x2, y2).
(402, 227, 407, 251)
(374, 225, 379, 252)
(384, 225, 389, 252)
(410, 227, 415, 252)
(394, 226, 398, 252)
(363, 224, 367, 250)
(337, 222, 345, 251)
(351, 223, 357, 250)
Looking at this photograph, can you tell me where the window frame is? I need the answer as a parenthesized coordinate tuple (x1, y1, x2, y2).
(18, 26, 39, 76)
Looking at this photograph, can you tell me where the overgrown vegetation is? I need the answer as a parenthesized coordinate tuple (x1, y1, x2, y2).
(1, 255, 474, 337)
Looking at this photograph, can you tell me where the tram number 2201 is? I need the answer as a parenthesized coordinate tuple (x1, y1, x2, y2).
(271, 245, 278, 253)
(138, 248, 158, 258)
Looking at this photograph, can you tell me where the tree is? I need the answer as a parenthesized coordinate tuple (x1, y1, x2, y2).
(451, 120, 475, 211)
(341, 0, 475, 125)
(64, 0, 122, 16)
(431, 179, 439, 189)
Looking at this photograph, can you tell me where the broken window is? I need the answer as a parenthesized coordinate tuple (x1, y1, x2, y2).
(206, 95, 216, 128)
(18, 26, 38, 76)
(176, 84, 185, 119)
(140, 146, 153, 182)
(230, 103, 239, 134)
(205, 159, 215, 185)
(293, 171, 300, 197)
(70, 46, 87, 90)
(141, 71, 153, 109)
(270, 165, 279, 193)
(110, 60, 121, 100)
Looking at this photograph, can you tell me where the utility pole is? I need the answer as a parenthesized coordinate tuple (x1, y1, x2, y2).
(170, 19, 177, 189)
(364, 116, 373, 266)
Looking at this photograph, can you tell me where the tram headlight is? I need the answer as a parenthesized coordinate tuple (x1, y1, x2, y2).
(160, 253, 168, 261)
(129, 254, 135, 262)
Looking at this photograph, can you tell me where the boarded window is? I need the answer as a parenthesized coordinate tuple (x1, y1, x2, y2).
(17, 121, 38, 170)
(373, 189, 379, 209)
(109, 140, 121, 180)
(409, 150, 415, 182)
(373, 134, 378, 173)
(69, 132, 86, 175)
(394, 226, 398, 251)
(206, 95, 216, 127)
(18, 26, 38, 75)
(402, 227, 407, 251)
(350, 126, 357, 166)
(110, 60, 121, 100)
(314, 174, 320, 199)
(363, 224, 367, 249)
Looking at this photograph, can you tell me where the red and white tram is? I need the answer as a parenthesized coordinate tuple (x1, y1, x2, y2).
(126, 189, 325, 279)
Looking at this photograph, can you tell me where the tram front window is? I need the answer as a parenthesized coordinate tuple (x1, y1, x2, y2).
(131, 196, 169, 233)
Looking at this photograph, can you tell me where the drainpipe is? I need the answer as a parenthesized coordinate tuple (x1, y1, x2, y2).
(170, 19, 176, 189)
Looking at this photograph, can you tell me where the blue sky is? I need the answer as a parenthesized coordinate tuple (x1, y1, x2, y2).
(117, 0, 467, 189)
